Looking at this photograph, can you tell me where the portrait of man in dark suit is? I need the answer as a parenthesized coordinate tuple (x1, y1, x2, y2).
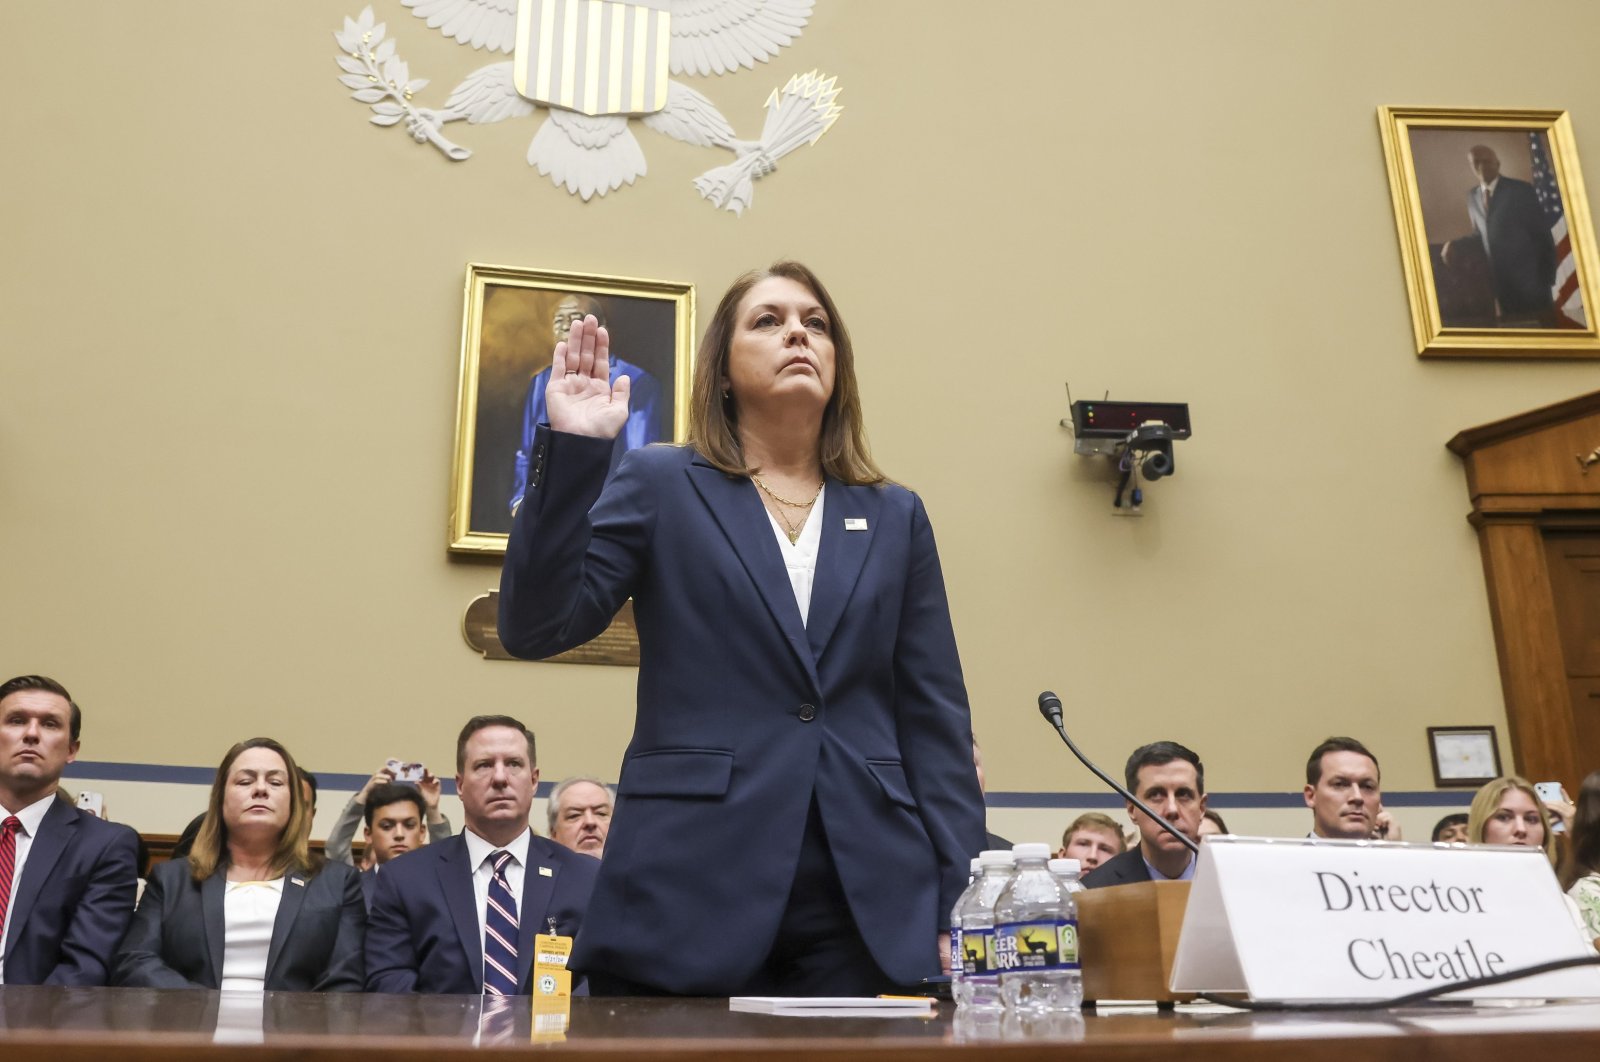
(1409, 127, 1585, 331)
(1441, 144, 1556, 323)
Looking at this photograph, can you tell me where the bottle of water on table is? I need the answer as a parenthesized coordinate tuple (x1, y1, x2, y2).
(952, 849, 1016, 1012)
(995, 842, 1081, 1013)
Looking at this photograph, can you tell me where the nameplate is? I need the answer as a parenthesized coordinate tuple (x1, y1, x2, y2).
(1169, 837, 1600, 1003)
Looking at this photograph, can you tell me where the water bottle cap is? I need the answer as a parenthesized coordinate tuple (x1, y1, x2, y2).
(1048, 858, 1081, 876)
(978, 848, 1016, 866)
(1011, 842, 1051, 861)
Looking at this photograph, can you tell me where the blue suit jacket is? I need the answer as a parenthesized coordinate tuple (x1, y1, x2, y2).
(111, 857, 366, 991)
(363, 831, 599, 993)
(2, 797, 139, 986)
(498, 430, 986, 993)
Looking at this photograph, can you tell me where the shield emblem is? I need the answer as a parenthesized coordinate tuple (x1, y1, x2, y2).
(513, 0, 671, 117)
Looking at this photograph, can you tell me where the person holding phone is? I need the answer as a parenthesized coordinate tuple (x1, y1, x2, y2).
(498, 262, 985, 996)
(1466, 775, 1559, 865)
(323, 760, 453, 867)
(112, 738, 366, 991)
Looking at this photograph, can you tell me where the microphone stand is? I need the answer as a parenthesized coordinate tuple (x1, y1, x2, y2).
(1038, 691, 1200, 856)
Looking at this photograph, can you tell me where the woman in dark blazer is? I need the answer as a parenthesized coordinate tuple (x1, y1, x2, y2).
(499, 261, 986, 996)
(112, 738, 365, 991)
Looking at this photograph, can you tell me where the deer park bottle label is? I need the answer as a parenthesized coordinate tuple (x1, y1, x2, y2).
(993, 919, 1080, 971)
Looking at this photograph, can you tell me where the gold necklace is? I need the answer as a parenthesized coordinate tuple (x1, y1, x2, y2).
(752, 474, 823, 544)
(752, 474, 823, 508)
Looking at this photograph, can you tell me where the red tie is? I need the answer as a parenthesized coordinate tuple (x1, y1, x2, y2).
(0, 817, 21, 937)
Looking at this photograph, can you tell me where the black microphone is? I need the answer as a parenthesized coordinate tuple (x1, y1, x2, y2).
(1037, 691, 1200, 856)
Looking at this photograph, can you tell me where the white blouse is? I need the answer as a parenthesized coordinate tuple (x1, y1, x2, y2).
(220, 878, 284, 992)
(765, 489, 825, 627)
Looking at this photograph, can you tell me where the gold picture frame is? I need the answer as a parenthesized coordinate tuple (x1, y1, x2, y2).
(448, 263, 694, 555)
(1378, 106, 1600, 358)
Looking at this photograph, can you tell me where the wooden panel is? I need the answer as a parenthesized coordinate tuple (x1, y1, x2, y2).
(1476, 520, 1578, 786)
(1077, 881, 1192, 1003)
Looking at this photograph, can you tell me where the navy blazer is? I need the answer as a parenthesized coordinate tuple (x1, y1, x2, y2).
(1, 797, 138, 985)
(1081, 847, 1154, 890)
(364, 832, 599, 994)
(110, 857, 366, 991)
(498, 430, 986, 993)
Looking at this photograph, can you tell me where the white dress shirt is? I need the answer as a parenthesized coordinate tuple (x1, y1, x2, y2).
(765, 488, 825, 627)
(220, 877, 284, 992)
(0, 792, 58, 985)
(462, 826, 530, 962)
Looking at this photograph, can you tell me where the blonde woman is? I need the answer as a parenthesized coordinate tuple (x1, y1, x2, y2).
(1467, 775, 1559, 864)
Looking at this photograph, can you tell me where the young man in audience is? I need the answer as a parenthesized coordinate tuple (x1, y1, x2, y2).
(1304, 736, 1403, 840)
(1082, 741, 1206, 888)
(1432, 812, 1469, 844)
(547, 776, 614, 858)
(364, 715, 599, 993)
(0, 674, 139, 985)
(356, 782, 432, 909)
(1056, 812, 1125, 871)
(325, 760, 454, 866)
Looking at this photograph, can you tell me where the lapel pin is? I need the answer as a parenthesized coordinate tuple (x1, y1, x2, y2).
(844, 518, 868, 531)
(538, 866, 554, 877)
(290, 876, 305, 887)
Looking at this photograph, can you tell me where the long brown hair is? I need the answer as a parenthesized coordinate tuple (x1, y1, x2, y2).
(686, 261, 885, 485)
(188, 737, 319, 882)
(1467, 775, 1557, 866)
(1560, 770, 1600, 889)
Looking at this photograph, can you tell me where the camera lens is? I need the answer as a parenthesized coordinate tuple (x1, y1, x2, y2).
(1141, 452, 1173, 480)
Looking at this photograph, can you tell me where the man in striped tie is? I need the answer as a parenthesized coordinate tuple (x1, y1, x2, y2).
(365, 715, 600, 994)
(0, 674, 139, 985)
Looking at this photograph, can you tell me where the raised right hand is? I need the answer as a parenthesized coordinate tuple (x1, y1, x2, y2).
(547, 314, 631, 440)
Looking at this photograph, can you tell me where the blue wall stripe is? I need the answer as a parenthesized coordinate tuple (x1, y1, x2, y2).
(64, 762, 1472, 808)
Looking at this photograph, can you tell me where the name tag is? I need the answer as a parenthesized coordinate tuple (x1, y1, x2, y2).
(844, 518, 868, 531)
(1170, 837, 1600, 1002)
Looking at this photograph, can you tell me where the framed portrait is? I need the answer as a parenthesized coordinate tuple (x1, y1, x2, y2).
(1427, 725, 1502, 788)
(449, 263, 694, 554)
(1378, 107, 1600, 358)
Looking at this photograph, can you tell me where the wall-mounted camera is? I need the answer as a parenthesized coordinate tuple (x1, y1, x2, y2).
(1062, 395, 1192, 514)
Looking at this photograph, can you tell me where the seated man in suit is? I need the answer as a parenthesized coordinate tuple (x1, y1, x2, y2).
(0, 674, 139, 985)
(358, 782, 431, 909)
(1082, 741, 1206, 888)
(1304, 736, 1402, 841)
(546, 776, 613, 859)
(365, 715, 600, 993)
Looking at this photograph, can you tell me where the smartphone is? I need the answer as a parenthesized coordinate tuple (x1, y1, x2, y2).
(387, 759, 426, 783)
(76, 790, 104, 818)
(1535, 781, 1568, 833)
(1534, 781, 1568, 803)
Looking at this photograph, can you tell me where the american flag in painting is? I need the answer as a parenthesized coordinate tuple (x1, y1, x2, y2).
(1529, 131, 1587, 327)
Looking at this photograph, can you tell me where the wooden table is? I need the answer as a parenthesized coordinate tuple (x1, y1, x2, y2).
(2, 988, 1600, 1060)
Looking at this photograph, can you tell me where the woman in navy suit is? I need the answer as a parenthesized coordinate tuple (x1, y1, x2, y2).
(499, 262, 986, 995)
(112, 738, 365, 991)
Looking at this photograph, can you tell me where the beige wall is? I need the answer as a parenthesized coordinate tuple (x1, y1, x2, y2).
(5, 2, 1599, 837)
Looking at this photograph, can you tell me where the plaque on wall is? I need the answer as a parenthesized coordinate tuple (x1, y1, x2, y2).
(463, 591, 639, 667)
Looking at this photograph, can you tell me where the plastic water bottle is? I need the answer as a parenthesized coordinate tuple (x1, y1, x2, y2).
(1047, 857, 1085, 895)
(995, 842, 1082, 1013)
(949, 857, 981, 999)
(952, 849, 1016, 1011)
